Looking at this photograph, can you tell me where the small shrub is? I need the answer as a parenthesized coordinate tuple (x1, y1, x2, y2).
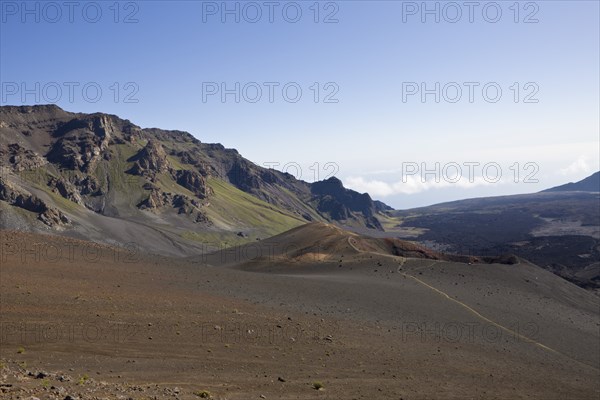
(78, 374, 89, 385)
(312, 381, 324, 390)
(16, 346, 25, 354)
(194, 390, 211, 398)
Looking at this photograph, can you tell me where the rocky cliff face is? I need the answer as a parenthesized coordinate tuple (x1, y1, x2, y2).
(311, 177, 383, 230)
(0, 176, 69, 227)
(127, 140, 171, 178)
(46, 115, 116, 172)
(173, 169, 211, 199)
(0, 143, 47, 171)
(0, 105, 392, 253)
(47, 176, 84, 205)
(126, 139, 213, 210)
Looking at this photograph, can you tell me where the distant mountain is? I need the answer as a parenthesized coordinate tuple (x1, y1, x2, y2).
(386, 191, 600, 294)
(310, 177, 382, 230)
(0, 105, 392, 255)
(543, 172, 600, 193)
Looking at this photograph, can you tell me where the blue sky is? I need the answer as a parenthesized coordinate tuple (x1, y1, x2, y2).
(1, 0, 599, 208)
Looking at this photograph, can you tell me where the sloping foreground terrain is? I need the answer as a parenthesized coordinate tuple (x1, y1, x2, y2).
(386, 188, 600, 294)
(0, 105, 388, 256)
(1, 225, 598, 399)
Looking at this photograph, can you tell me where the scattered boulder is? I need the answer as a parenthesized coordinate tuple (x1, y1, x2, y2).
(195, 212, 211, 224)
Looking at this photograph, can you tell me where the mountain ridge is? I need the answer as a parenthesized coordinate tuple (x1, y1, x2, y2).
(542, 171, 600, 193)
(0, 104, 390, 255)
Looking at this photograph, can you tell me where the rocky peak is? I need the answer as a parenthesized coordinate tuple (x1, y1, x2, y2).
(311, 177, 383, 230)
(311, 177, 375, 215)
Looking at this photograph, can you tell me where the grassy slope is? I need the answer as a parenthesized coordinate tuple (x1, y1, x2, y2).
(188, 178, 305, 241)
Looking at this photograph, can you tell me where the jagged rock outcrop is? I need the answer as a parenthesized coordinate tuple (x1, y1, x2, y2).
(137, 188, 170, 210)
(172, 194, 201, 214)
(38, 207, 70, 226)
(0, 143, 47, 171)
(47, 116, 113, 172)
(47, 177, 83, 205)
(128, 140, 170, 179)
(311, 177, 383, 230)
(137, 188, 211, 225)
(72, 175, 103, 196)
(173, 169, 212, 199)
(0, 177, 69, 227)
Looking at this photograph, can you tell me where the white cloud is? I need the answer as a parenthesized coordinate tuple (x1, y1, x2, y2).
(559, 156, 593, 176)
(345, 175, 500, 196)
